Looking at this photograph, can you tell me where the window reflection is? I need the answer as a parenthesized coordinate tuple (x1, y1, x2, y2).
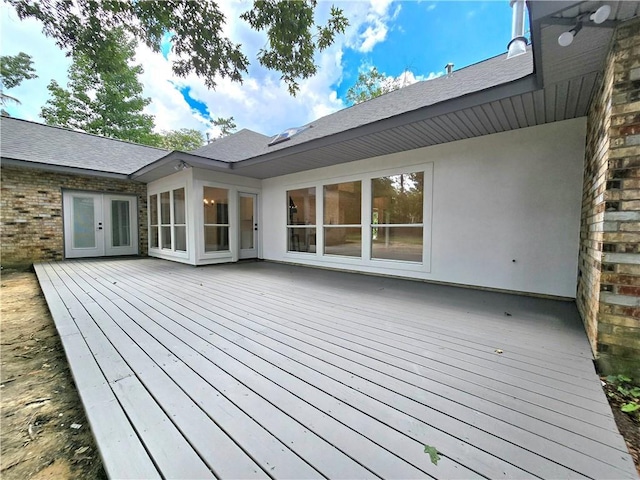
(371, 172, 424, 262)
(324, 181, 361, 257)
(203, 187, 229, 252)
(287, 187, 316, 252)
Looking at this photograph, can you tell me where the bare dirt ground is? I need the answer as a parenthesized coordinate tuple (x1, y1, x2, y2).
(0, 270, 638, 478)
(1, 271, 106, 479)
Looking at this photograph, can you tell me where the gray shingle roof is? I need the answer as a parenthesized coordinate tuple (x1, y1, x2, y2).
(1, 50, 533, 177)
(190, 129, 271, 162)
(192, 50, 533, 162)
(0, 117, 168, 174)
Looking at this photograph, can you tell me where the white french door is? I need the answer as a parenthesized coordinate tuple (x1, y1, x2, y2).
(239, 193, 258, 259)
(63, 191, 138, 258)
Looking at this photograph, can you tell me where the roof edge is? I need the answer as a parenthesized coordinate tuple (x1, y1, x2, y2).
(232, 72, 538, 171)
(1, 158, 131, 179)
(129, 151, 231, 180)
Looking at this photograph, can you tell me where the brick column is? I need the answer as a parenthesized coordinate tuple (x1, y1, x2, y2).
(578, 19, 640, 377)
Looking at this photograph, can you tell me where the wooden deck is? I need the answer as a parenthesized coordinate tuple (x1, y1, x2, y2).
(34, 258, 637, 479)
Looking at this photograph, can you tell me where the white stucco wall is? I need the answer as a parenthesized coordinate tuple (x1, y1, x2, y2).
(260, 118, 587, 298)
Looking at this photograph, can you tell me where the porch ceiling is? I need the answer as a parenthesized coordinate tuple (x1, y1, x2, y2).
(35, 258, 637, 479)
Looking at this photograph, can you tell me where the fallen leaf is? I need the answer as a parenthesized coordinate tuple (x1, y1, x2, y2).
(423, 444, 440, 465)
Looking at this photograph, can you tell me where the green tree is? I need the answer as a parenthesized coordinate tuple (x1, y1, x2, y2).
(41, 29, 157, 145)
(0, 52, 38, 109)
(212, 116, 237, 138)
(346, 67, 400, 105)
(8, 0, 348, 95)
(158, 128, 205, 151)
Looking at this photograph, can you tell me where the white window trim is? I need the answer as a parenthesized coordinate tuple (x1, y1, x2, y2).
(197, 181, 234, 260)
(148, 182, 189, 259)
(283, 162, 433, 273)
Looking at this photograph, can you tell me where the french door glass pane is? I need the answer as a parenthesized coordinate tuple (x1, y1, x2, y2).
(111, 200, 131, 247)
(173, 188, 186, 224)
(204, 226, 229, 252)
(73, 197, 96, 248)
(371, 226, 423, 262)
(240, 196, 254, 249)
(288, 227, 316, 253)
(324, 227, 361, 257)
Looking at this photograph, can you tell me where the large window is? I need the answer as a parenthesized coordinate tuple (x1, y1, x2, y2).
(324, 181, 362, 257)
(149, 188, 187, 252)
(203, 186, 229, 252)
(287, 187, 316, 252)
(371, 172, 424, 262)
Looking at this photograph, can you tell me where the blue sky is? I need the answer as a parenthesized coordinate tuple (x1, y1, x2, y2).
(1, 1, 525, 140)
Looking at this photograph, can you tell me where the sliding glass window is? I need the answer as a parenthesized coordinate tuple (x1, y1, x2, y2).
(287, 187, 316, 253)
(371, 172, 424, 262)
(324, 181, 362, 257)
(203, 187, 230, 252)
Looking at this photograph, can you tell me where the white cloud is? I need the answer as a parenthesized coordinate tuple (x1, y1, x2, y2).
(343, 1, 400, 54)
(0, 5, 71, 121)
(0, 0, 407, 141)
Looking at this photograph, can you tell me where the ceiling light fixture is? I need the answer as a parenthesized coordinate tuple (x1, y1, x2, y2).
(558, 4, 611, 47)
(558, 22, 583, 47)
(591, 4, 612, 24)
(174, 160, 191, 171)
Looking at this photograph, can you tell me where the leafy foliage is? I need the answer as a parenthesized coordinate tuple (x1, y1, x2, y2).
(423, 444, 440, 465)
(1, 52, 37, 89)
(212, 116, 237, 138)
(41, 28, 158, 146)
(0, 52, 38, 109)
(346, 67, 401, 105)
(606, 374, 640, 418)
(7, 0, 348, 95)
(157, 129, 205, 151)
(241, 1, 347, 94)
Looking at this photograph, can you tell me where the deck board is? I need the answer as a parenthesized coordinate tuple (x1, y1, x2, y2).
(81, 258, 631, 476)
(35, 258, 639, 479)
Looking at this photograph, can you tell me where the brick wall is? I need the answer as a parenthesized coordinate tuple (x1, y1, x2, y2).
(1, 165, 147, 269)
(578, 19, 640, 377)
